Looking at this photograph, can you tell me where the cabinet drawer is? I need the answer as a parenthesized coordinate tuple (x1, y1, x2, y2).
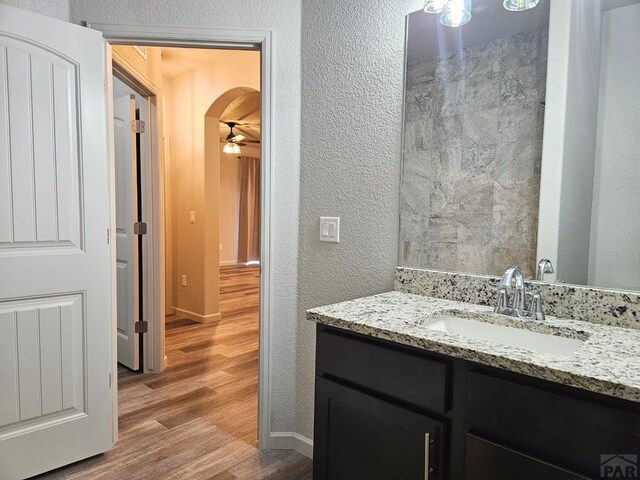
(314, 377, 445, 480)
(465, 434, 590, 480)
(317, 326, 450, 413)
(467, 370, 640, 478)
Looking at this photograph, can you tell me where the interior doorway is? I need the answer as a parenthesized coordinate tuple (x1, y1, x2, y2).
(92, 25, 277, 451)
(110, 43, 266, 450)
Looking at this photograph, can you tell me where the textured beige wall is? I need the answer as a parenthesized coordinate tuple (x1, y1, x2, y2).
(163, 51, 260, 318)
(113, 46, 163, 91)
(165, 72, 205, 315)
(203, 114, 221, 316)
(298, 0, 424, 439)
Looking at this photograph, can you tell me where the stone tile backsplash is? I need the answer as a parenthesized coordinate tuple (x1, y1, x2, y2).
(400, 27, 548, 278)
(395, 267, 640, 330)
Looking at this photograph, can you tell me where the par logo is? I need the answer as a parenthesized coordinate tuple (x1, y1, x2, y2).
(601, 454, 638, 479)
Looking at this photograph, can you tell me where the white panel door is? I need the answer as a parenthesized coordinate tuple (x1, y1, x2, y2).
(0, 5, 114, 479)
(114, 94, 139, 370)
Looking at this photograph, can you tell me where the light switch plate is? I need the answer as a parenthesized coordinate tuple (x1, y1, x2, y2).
(320, 216, 340, 243)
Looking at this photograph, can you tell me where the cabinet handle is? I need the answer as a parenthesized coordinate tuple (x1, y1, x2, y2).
(424, 433, 430, 480)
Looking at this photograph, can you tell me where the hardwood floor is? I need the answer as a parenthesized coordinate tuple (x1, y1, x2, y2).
(36, 264, 312, 480)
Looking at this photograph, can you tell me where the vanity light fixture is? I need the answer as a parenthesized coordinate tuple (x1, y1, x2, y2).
(503, 0, 540, 11)
(424, 0, 539, 27)
(440, 0, 472, 27)
(223, 142, 241, 154)
(424, 0, 447, 13)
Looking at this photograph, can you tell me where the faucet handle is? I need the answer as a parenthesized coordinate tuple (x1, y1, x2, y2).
(526, 289, 545, 321)
(495, 287, 509, 313)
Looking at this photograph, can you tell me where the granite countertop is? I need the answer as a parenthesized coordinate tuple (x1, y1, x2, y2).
(306, 291, 640, 403)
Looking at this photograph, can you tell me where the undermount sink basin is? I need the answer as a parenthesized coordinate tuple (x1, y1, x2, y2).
(422, 311, 587, 357)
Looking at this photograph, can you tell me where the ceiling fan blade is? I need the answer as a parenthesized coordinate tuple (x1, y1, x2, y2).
(220, 120, 260, 127)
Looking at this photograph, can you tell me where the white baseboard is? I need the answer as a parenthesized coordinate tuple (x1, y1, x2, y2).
(220, 260, 239, 266)
(270, 432, 313, 459)
(172, 306, 221, 324)
(219, 261, 261, 266)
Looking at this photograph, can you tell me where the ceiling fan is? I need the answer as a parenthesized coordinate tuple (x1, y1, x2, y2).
(220, 121, 260, 154)
(221, 121, 260, 146)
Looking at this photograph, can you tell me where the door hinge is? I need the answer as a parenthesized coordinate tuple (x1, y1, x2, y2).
(134, 222, 147, 235)
(134, 320, 148, 334)
(107, 228, 110, 244)
(108, 372, 112, 389)
(131, 119, 145, 133)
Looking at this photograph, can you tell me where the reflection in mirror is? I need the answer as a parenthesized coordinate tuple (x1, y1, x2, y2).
(538, 0, 640, 291)
(400, 0, 550, 278)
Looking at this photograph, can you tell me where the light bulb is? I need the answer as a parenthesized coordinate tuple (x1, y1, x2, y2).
(223, 142, 241, 154)
(424, 0, 447, 14)
(440, 0, 472, 27)
(503, 0, 539, 11)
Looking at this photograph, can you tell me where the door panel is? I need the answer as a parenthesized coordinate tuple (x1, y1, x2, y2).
(0, 295, 84, 429)
(0, 34, 82, 251)
(0, 5, 113, 479)
(114, 93, 139, 370)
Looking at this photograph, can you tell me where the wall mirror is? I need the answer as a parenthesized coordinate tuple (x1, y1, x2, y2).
(399, 0, 640, 292)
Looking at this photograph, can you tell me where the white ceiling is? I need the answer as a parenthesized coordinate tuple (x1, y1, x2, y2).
(161, 47, 249, 79)
(219, 91, 261, 144)
(158, 46, 261, 145)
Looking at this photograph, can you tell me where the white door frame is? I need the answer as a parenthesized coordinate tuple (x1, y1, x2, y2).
(92, 23, 274, 450)
(110, 58, 161, 375)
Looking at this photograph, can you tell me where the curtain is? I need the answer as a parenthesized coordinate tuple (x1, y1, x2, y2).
(238, 156, 260, 263)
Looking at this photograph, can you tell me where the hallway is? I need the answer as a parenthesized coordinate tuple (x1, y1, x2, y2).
(37, 265, 312, 479)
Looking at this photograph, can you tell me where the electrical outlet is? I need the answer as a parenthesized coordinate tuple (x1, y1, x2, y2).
(181, 275, 187, 287)
(189, 211, 195, 223)
(220, 243, 223, 250)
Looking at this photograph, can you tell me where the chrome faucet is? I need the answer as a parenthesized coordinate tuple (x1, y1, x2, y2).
(495, 265, 545, 320)
(536, 259, 555, 281)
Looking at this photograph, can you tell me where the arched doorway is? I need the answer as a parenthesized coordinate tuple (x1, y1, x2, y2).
(209, 89, 261, 266)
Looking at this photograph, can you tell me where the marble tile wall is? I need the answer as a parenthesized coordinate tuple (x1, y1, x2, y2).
(400, 27, 548, 278)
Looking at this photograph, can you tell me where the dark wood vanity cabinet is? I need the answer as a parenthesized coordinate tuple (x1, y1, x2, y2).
(314, 377, 444, 480)
(313, 325, 640, 480)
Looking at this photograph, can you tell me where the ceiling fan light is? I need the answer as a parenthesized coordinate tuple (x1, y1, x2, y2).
(503, 0, 539, 11)
(223, 142, 241, 154)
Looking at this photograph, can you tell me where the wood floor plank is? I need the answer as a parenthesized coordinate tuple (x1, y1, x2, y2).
(34, 264, 311, 479)
(230, 450, 315, 480)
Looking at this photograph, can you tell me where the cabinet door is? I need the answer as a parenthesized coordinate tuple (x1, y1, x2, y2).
(465, 434, 591, 480)
(467, 370, 640, 477)
(314, 377, 445, 480)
